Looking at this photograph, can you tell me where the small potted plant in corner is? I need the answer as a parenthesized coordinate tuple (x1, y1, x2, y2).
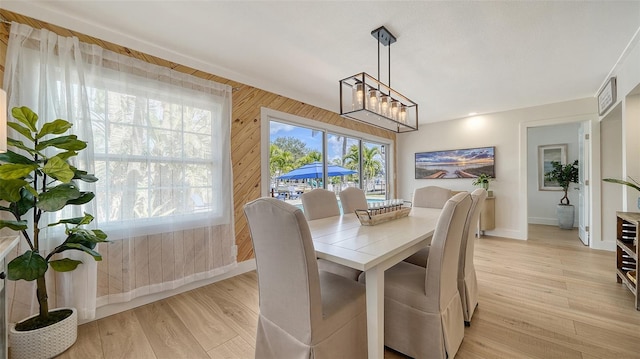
(472, 173, 493, 196)
(545, 160, 579, 229)
(0, 106, 107, 359)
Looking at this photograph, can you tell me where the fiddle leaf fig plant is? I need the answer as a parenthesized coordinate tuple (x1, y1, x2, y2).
(544, 160, 579, 205)
(0, 106, 107, 331)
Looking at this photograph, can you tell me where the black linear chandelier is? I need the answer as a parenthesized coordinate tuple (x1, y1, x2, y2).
(339, 26, 418, 133)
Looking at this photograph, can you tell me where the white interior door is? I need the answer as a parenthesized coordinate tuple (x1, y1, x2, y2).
(578, 121, 590, 245)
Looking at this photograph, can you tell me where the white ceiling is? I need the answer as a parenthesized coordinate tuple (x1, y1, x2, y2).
(3, 1, 640, 124)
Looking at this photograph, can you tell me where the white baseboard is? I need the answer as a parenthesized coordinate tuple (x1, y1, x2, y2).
(528, 217, 558, 226)
(87, 259, 256, 324)
(590, 239, 616, 252)
(481, 228, 525, 240)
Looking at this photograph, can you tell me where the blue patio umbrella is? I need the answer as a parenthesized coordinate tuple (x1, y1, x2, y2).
(278, 161, 357, 180)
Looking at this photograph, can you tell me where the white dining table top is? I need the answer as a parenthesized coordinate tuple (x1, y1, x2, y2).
(307, 207, 442, 271)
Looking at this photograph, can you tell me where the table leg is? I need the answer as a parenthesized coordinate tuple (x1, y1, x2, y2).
(365, 266, 384, 359)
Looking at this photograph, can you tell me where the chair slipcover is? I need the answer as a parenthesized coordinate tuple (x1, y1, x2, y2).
(301, 188, 363, 280)
(300, 188, 340, 220)
(339, 187, 368, 214)
(404, 186, 453, 267)
(459, 188, 487, 324)
(368, 192, 471, 359)
(412, 186, 453, 209)
(244, 198, 367, 359)
(405, 189, 487, 325)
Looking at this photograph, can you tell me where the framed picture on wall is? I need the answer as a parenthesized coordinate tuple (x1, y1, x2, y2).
(538, 144, 567, 191)
(415, 146, 495, 179)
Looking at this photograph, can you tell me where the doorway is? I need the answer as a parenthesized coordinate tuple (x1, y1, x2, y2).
(526, 120, 591, 245)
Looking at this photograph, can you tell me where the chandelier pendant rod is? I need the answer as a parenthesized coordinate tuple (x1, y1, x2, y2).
(377, 32, 381, 91)
(375, 29, 392, 93)
(388, 38, 391, 90)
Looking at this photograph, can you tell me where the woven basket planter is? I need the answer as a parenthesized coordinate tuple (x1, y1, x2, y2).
(9, 307, 78, 359)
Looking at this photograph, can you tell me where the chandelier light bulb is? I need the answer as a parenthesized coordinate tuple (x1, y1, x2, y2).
(352, 81, 364, 109)
(390, 100, 399, 119)
(355, 82, 363, 103)
(380, 94, 389, 116)
(400, 105, 407, 124)
(368, 88, 379, 112)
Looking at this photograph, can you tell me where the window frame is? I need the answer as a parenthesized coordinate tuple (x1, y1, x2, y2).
(87, 73, 230, 239)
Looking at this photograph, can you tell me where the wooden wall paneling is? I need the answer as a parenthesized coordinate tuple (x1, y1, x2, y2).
(161, 233, 175, 283)
(148, 233, 163, 286)
(173, 230, 185, 286)
(192, 227, 206, 274)
(134, 236, 151, 292)
(107, 238, 124, 297)
(182, 228, 195, 278)
(96, 242, 109, 298)
(211, 226, 223, 270)
(204, 226, 214, 272)
(121, 238, 133, 294)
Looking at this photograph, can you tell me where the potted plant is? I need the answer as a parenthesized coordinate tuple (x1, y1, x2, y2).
(0, 106, 107, 359)
(544, 160, 579, 229)
(472, 173, 492, 196)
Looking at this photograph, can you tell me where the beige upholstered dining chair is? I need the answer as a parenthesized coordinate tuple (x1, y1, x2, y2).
(301, 188, 362, 280)
(364, 192, 471, 359)
(459, 188, 487, 325)
(300, 188, 340, 220)
(405, 188, 487, 326)
(244, 198, 367, 359)
(404, 186, 453, 267)
(339, 187, 368, 214)
(412, 185, 453, 209)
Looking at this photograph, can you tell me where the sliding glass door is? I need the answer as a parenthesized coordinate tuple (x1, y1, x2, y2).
(362, 141, 386, 200)
(268, 117, 389, 206)
(327, 133, 360, 194)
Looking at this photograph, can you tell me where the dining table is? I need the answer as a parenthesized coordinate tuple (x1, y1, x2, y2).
(307, 206, 442, 359)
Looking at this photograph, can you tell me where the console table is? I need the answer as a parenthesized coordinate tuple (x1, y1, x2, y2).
(479, 196, 495, 236)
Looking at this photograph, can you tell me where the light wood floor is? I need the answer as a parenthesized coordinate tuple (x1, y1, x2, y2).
(52, 225, 640, 359)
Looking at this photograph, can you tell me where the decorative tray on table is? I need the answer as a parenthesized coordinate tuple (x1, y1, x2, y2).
(354, 200, 412, 226)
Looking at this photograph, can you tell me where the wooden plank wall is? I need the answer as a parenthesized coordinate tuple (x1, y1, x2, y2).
(0, 9, 395, 263)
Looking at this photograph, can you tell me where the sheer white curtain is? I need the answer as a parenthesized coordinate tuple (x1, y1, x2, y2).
(3, 22, 236, 322)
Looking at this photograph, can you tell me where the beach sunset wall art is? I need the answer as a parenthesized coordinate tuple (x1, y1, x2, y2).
(415, 146, 495, 179)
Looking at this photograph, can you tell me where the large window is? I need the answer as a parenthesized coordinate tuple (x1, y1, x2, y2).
(6, 33, 232, 237)
(90, 87, 225, 226)
(264, 110, 391, 204)
(5, 22, 236, 317)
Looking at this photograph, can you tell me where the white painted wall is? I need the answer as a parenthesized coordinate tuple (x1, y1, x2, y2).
(600, 107, 623, 247)
(397, 98, 595, 240)
(527, 123, 581, 226)
(623, 92, 640, 211)
(595, 26, 640, 250)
